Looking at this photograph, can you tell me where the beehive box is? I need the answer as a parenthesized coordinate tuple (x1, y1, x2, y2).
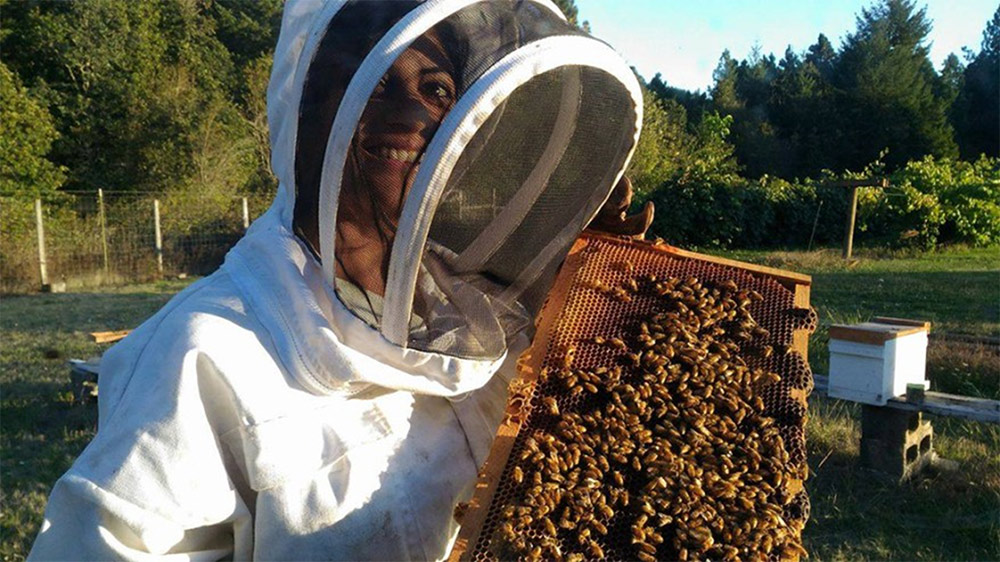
(449, 233, 816, 562)
(828, 320, 930, 406)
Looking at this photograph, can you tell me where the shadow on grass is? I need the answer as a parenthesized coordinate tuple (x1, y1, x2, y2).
(1, 378, 98, 559)
(804, 397, 1000, 561)
(1, 290, 179, 334)
(1, 287, 181, 560)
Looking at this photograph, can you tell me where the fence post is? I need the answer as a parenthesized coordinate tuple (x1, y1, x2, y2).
(98, 189, 109, 274)
(843, 186, 859, 260)
(35, 198, 49, 290)
(242, 197, 250, 230)
(807, 200, 823, 252)
(153, 199, 163, 274)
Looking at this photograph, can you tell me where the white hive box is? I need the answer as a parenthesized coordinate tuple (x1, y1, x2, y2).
(827, 318, 930, 406)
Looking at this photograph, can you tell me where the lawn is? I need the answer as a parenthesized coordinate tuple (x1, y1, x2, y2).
(2, 246, 998, 560)
(1, 280, 192, 560)
(724, 245, 1000, 560)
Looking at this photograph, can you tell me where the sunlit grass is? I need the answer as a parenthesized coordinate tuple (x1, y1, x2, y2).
(1, 279, 194, 560)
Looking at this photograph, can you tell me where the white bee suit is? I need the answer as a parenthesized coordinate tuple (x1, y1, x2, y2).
(30, 0, 641, 559)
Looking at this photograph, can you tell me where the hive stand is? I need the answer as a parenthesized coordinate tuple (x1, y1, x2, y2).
(859, 402, 935, 482)
(814, 371, 1000, 483)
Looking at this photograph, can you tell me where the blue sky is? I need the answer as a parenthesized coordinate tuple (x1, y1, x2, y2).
(576, 0, 997, 92)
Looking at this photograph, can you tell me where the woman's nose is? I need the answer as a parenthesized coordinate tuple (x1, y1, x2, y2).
(382, 94, 434, 134)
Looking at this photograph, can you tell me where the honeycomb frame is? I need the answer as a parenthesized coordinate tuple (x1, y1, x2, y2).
(449, 233, 815, 561)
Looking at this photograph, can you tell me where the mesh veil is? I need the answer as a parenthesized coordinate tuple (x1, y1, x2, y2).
(294, 0, 642, 363)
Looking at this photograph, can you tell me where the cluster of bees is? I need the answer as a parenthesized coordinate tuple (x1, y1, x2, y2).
(492, 273, 806, 561)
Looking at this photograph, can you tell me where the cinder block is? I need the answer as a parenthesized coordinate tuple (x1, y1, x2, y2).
(859, 405, 934, 482)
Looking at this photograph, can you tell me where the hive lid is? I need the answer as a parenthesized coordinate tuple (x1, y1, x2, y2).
(829, 321, 929, 344)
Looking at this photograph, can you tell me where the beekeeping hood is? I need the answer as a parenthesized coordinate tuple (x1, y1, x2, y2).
(250, 0, 641, 394)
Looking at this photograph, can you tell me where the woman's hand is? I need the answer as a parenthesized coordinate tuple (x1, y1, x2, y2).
(586, 176, 654, 239)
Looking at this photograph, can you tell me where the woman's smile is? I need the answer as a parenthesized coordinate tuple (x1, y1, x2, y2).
(360, 140, 425, 166)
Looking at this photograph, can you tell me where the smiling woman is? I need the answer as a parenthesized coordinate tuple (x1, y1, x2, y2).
(27, 1, 644, 560)
(289, 1, 643, 362)
(336, 29, 458, 298)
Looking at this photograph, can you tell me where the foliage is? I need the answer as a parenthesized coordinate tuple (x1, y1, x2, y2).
(627, 87, 692, 196)
(834, 0, 958, 170)
(1, 0, 271, 198)
(550, 0, 590, 31)
(954, 6, 1000, 159)
(903, 155, 1000, 246)
(1, 0, 996, 259)
(640, 153, 999, 250)
(645, 0, 989, 181)
(0, 62, 64, 197)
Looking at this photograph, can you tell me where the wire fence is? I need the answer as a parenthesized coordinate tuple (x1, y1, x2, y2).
(1, 191, 273, 293)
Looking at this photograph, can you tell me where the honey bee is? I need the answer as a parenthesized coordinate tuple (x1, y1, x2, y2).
(542, 396, 560, 416)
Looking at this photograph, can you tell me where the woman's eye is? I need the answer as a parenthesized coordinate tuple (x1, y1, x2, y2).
(374, 75, 389, 96)
(422, 81, 454, 105)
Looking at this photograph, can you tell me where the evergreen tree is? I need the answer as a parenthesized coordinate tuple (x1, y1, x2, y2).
(710, 50, 741, 113)
(805, 33, 837, 82)
(770, 41, 842, 177)
(937, 53, 965, 110)
(834, 0, 958, 170)
(731, 48, 789, 178)
(647, 73, 710, 126)
(955, 7, 999, 158)
(550, 0, 588, 30)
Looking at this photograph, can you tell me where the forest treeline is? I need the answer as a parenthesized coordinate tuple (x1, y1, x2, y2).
(2, 0, 998, 250)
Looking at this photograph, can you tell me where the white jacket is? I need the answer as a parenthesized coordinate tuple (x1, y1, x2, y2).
(31, 0, 522, 557)
(30, 225, 522, 560)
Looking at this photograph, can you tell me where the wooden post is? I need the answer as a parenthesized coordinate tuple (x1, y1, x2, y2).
(153, 199, 163, 274)
(827, 178, 888, 260)
(35, 198, 49, 290)
(98, 189, 109, 274)
(843, 186, 859, 259)
(242, 197, 250, 230)
(807, 200, 823, 251)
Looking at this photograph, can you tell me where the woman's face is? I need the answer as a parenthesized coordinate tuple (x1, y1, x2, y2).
(353, 32, 457, 220)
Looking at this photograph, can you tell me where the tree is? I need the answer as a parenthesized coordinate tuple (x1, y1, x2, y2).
(647, 73, 709, 126)
(955, 7, 999, 158)
(628, 88, 691, 196)
(834, 0, 958, 170)
(805, 33, 837, 82)
(710, 50, 741, 113)
(936, 53, 964, 109)
(707, 47, 790, 178)
(208, 0, 282, 73)
(550, 0, 589, 31)
(770, 43, 843, 177)
(0, 62, 64, 197)
(1, 1, 252, 195)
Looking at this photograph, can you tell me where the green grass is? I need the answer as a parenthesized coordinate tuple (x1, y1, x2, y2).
(2, 246, 999, 560)
(719, 245, 1000, 560)
(720, 245, 1000, 399)
(805, 397, 1000, 561)
(1, 279, 194, 560)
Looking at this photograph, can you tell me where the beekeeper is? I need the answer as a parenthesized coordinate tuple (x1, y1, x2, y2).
(30, 0, 645, 559)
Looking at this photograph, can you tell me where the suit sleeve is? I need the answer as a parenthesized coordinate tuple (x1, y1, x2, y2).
(29, 342, 254, 561)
